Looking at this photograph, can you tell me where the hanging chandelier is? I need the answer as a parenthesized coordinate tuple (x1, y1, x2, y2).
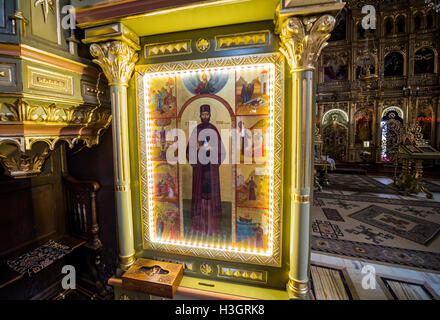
(425, 0, 440, 12)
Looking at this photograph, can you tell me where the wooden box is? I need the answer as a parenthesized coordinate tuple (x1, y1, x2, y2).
(121, 258, 183, 299)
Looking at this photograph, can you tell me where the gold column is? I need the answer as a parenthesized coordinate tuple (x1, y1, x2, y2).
(89, 40, 139, 270)
(276, 2, 343, 299)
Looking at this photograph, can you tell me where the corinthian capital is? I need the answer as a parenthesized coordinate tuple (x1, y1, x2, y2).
(276, 15, 336, 72)
(90, 41, 139, 86)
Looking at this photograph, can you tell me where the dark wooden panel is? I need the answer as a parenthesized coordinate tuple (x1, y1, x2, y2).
(0, 147, 65, 258)
(0, 188, 35, 255)
(31, 184, 57, 239)
(0, 0, 17, 40)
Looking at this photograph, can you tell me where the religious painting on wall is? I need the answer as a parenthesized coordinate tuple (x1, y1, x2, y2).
(236, 69, 270, 115)
(137, 54, 284, 266)
(384, 52, 404, 77)
(355, 109, 373, 144)
(149, 77, 177, 118)
(329, 9, 346, 42)
(150, 119, 176, 161)
(414, 48, 435, 74)
(323, 53, 349, 82)
(153, 164, 180, 241)
(321, 110, 349, 161)
(356, 54, 376, 79)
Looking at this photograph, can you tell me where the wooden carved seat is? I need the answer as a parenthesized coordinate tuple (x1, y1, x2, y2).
(64, 175, 102, 251)
(0, 173, 106, 299)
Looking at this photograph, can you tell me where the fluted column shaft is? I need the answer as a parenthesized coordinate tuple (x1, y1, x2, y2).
(276, 11, 340, 298)
(90, 41, 138, 270)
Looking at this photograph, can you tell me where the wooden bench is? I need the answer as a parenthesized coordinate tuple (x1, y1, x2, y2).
(0, 174, 106, 299)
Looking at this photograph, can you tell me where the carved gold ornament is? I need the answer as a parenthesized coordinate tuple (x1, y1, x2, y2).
(0, 149, 50, 178)
(277, 15, 336, 72)
(200, 263, 213, 275)
(90, 41, 139, 87)
(403, 123, 424, 146)
(34, 0, 55, 23)
(0, 99, 112, 178)
(196, 38, 210, 53)
(146, 40, 192, 58)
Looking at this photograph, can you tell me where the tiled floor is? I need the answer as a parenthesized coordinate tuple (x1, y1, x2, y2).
(312, 175, 440, 300)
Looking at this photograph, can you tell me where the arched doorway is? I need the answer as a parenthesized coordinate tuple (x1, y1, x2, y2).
(380, 107, 404, 162)
(321, 109, 349, 161)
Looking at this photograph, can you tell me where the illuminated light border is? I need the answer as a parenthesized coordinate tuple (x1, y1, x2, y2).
(381, 106, 404, 119)
(136, 53, 284, 267)
(146, 65, 273, 255)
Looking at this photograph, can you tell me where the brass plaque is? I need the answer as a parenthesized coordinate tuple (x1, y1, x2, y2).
(27, 66, 74, 96)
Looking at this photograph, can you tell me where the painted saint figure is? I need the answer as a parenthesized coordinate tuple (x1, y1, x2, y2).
(193, 73, 219, 95)
(253, 223, 263, 248)
(248, 176, 257, 201)
(186, 104, 226, 237)
(157, 90, 163, 112)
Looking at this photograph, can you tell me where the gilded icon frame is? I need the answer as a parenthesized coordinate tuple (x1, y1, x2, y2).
(136, 53, 284, 267)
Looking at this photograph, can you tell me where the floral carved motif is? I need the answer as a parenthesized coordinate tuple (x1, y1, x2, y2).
(277, 15, 337, 71)
(90, 41, 139, 86)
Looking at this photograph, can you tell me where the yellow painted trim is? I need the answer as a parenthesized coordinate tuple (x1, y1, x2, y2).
(76, 0, 252, 29)
(180, 275, 289, 300)
(0, 92, 109, 106)
(20, 44, 90, 69)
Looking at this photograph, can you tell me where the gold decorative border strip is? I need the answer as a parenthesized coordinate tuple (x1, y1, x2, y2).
(292, 194, 310, 203)
(214, 31, 271, 51)
(27, 66, 74, 96)
(144, 40, 192, 58)
(217, 265, 267, 284)
(136, 53, 284, 267)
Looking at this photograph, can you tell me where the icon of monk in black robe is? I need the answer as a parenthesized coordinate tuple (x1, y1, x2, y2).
(186, 104, 226, 237)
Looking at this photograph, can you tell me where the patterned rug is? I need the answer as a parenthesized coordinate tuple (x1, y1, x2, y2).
(6, 240, 71, 276)
(312, 192, 440, 272)
(325, 173, 440, 194)
(324, 173, 397, 194)
(349, 205, 440, 245)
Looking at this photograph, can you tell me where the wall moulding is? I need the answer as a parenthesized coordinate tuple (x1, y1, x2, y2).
(0, 98, 112, 178)
(0, 43, 100, 77)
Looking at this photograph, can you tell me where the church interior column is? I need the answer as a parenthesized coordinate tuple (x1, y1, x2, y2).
(349, 102, 355, 161)
(84, 25, 140, 270)
(436, 96, 440, 150)
(276, 0, 344, 298)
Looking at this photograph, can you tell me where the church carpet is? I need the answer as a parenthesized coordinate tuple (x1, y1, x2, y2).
(324, 173, 440, 194)
(312, 192, 440, 272)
